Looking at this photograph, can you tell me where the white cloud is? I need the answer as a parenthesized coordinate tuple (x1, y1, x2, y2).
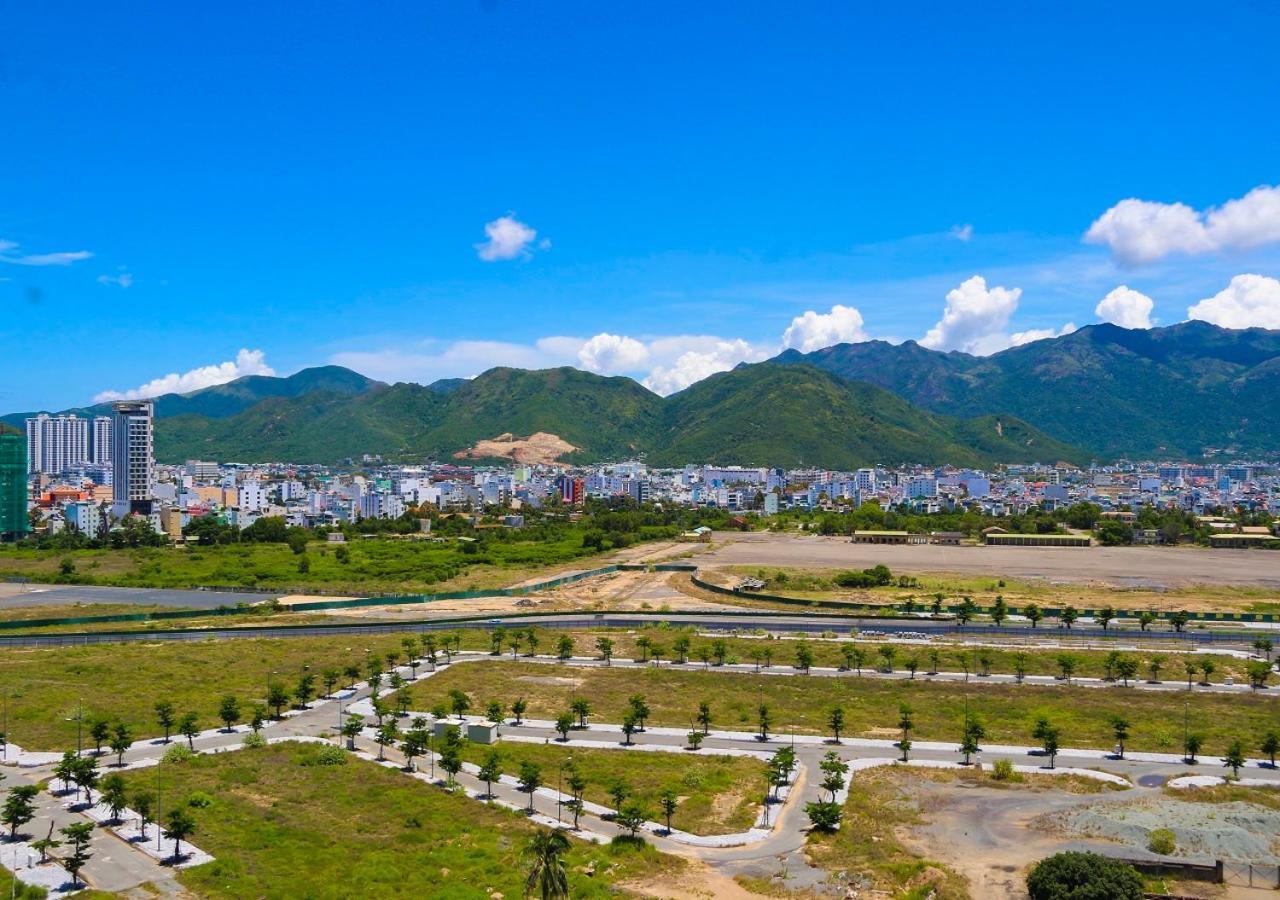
(474, 214, 546, 261)
(0, 238, 92, 267)
(1085, 184, 1280, 265)
(576, 333, 650, 374)
(950, 223, 974, 242)
(1010, 322, 1076, 347)
(920, 275, 1022, 354)
(330, 337, 581, 384)
(97, 270, 134, 288)
(1186, 274, 1280, 329)
(94, 349, 275, 402)
(641, 339, 762, 395)
(1094, 285, 1155, 329)
(780, 304, 869, 353)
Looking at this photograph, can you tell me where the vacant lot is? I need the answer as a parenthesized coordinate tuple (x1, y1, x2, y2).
(458, 741, 765, 835)
(118, 741, 680, 899)
(703, 533, 1280, 590)
(411, 661, 1278, 753)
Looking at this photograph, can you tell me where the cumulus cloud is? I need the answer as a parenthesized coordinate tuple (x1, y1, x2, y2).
(1094, 285, 1155, 329)
(576, 333, 650, 373)
(1085, 184, 1280, 265)
(1186, 274, 1280, 329)
(641, 339, 762, 395)
(1010, 322, 1076, 347)
(949, 223, 974, 242)
(920, 276, 1022, 354)
(95, 349, 275, 402)
(474, 214, 547, 261)
(780, 304, 869, 352)
(0, 238, 92, 267)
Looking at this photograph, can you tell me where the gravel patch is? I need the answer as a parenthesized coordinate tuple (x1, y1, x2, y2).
(1053, 796, 1280, 862)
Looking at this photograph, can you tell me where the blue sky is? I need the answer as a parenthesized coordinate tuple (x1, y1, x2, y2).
(5, 2, 1280, 410)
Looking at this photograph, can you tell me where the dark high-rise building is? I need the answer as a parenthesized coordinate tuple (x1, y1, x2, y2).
(0, 429, 29, 541)
(111, 400, 155, 518)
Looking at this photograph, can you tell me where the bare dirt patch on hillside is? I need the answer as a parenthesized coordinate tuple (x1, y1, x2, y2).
(454, 431, 577, 465)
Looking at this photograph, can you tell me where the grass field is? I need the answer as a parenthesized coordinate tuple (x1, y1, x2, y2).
(0, 633, 419, 749)
(457, 741, 764, 835)
(410, 661, 1280, 754)
(0, 529, 636, 595)
(117, 741, 680, 899)
(0, 623, 1270, 751)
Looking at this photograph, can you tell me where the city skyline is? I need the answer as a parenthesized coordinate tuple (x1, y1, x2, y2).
(5, 4, 1280, 410)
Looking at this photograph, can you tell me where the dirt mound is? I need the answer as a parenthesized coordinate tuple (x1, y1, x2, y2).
(454, 431, 577, 465)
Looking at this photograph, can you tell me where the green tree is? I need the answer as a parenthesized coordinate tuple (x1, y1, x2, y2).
(556, 634, 574, 661)
(1223, 738, 1246, 780)
(512, 697, 528, 725)
(522, 828, 571, 900)
(757, 703, 772, 741)
(805, 800, 842, 832)
(218, 695, 242, 732)
(658, 786, 679, 833)
(795, 642, 814, 673)
(162, 807, 197, 861)
(100, 772, 129, 822)
(179, 712, 200, 750)
(60, 821, 95, 888)
(828, 706, 845, 743)
(341, 713, 364, 750)
(570, 697, 591, 729)
(89, 718, 110, 756)
(1184, 732, 1203, 763)
(1024, 603, 1043, 628)
(478, 749, 503, 800)
(595, 636, 613, 665)
(154, 699, 176, 743)
(1112, 716, 1130, 759)
(697, 700, 712, 735)
(518, 760, 542, 811)
(110, 721, 132, 767)
(1259, 731, 1279, 768)
(267, 683, 291, 718)
(614, 799, 649, 838)
(554, 712, 573, 741)
(1026, 851, 1142, 900)
(133, 791, 154, 839)
(2, 784, 38, 838)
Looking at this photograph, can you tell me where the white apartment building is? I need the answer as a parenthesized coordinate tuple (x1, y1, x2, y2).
(25, 413, 89, 474)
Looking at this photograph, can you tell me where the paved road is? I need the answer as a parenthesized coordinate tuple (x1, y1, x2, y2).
(701, 532, 1280, 588)
(0, 583, 274, 611)
(1, 610, 1267, 650)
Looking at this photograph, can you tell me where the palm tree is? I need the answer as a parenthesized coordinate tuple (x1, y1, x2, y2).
(163, 808, 196, 862)
(523, 828, 571, 899)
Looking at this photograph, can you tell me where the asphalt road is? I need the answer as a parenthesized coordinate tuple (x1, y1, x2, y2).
(0, 610, 1267, 649)
(701, 532, 1280, 588)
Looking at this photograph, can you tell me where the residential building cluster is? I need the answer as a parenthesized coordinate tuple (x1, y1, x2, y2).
(5, 423, 1279, 546)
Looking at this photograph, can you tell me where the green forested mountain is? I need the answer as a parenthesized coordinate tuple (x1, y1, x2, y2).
(14, 321, 1277, 465)
(149, 363, 1079, 467)
(775, 321, 1280, 457)
(651, 364, 1082, 468)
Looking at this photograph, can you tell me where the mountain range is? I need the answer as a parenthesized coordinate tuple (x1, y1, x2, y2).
(7, 321, 1278, 467)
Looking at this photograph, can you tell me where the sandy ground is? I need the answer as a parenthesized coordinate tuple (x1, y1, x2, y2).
(324, 569, 749, 622)
(701, 533, 1280, 590)
(625, 860, 774, 899)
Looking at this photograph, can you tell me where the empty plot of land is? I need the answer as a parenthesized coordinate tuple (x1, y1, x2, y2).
(704, 533, 1280, 589)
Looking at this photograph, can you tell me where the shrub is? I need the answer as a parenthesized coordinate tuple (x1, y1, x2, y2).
(991, 758, 1015, 781)
(187, 791, 215, 809)
(298, 744, 348, 767)
(162, 744, 195, 764)
(1147, 828, 1176, 855)
(242, 732, 267, 749)
(1027, 851, 1143, 900)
